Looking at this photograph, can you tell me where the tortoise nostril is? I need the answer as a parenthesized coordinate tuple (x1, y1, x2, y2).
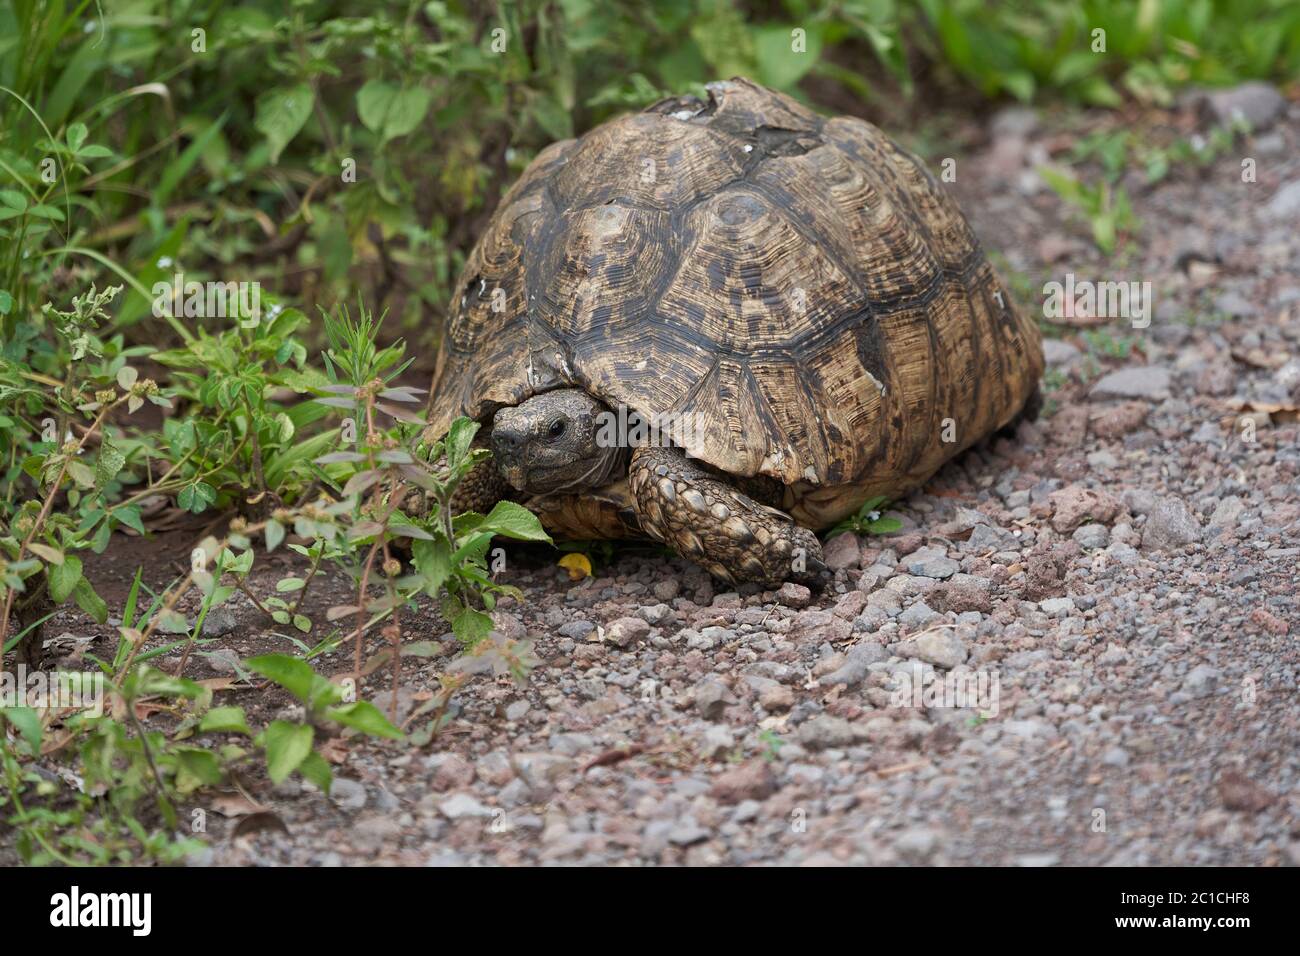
(493, 427, 526, 454)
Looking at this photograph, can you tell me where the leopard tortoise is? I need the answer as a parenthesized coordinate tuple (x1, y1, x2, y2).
(423, 78, 1044, 586)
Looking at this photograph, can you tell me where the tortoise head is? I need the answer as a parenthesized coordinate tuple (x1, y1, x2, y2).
(491, 389, 624, 495)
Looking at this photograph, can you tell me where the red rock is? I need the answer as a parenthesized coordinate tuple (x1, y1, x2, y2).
(709, 760, 777, 805)
(1048, 485, 1122, 533)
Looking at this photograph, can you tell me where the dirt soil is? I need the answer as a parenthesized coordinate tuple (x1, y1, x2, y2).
(13, 95, 1300, 866)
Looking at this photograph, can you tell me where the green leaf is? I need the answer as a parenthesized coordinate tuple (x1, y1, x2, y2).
(245, 653, 315, 703)
(175, 747, 223, 789)
(254, 83, 314, 163)
(325, 701, 403, 739)
(73, 578, 108, 624)
(265, 519, 285, 553)
(1, 707, 42, 752)
(262, 720, 314, 784)
(199, 706, 251, 735)
(95, 439, 126, 490)
(444, 417, 479, 470)
(357, 80, 432, 143)
(48, 554, 83, 603)
(412, 537, 452, 597)
(299, 750, 332, 791)
(66, 122, 88, 153)
(452, 607, 493, 646)
(480, 500, 552, 542)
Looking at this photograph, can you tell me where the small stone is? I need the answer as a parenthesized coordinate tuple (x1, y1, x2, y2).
(1089, 401, 1148, 438)
(1089, 366, 1172, 401)
(1072, 523, 1109, 549)
(200, 608, 238, 637)
(638, 603, 674, 625)
(1141, 496, 1202, 551)
(929, 574, 992, 613)
(438, 793, 493, 820)
(653, 579, 680, 602)
(1205, 81, 1286, 130)
(1049, 485, 1121, 533)
(759, 683, 795, 711)
(1207, 495, 1244, 529)
(668, 818, 711, 846)
(1038, 597, 1075, 618)
(699, 725, 735, 760)
(694, 678, 736, 721)
(898, 601, 939, 629)
(513, 752, 575, 785)
(822, 532, 861, 571)
(1043, 339, 1080, 366)
(910, 629, 968, 669)
(1182, 664, 1219, 698)
(1266, 180, 1300, 221)
(329, 778, 367, 811)
(1218, 770, 1275, 812)
(605, 617, 651, 648)
(776, 582, 812, 608)
(894, 827, 939, 862)
(505, 700, 530, 721)
(709, 760, 777, 804)
(796, 715, 857, 750)
(427, 753, 475, 791)
(907, 554, 959, 579)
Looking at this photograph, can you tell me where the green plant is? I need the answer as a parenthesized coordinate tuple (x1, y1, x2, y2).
(828, 495, 903, 539)
(1038, 166, 1140, 255)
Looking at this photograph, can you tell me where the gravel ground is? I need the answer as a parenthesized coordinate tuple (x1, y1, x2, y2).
(24, 91, 1300, 867)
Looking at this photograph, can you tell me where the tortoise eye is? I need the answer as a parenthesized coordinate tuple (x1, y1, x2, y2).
(548, 419, 566, 438)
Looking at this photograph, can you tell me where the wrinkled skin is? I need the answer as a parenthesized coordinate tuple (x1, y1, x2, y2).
(484, 388, 825, 586)
(490, 390, 624, 494)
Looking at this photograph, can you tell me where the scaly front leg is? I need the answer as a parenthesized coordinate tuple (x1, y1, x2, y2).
(628, 445, 824, 587)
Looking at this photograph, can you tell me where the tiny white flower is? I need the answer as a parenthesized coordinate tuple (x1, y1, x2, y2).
(157, 256, 173, 268)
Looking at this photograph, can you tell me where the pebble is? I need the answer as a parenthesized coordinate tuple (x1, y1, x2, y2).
(909, 628, 968, 669)
(1142, 497, 1202, 551)
(1089, 366, 1172, 401)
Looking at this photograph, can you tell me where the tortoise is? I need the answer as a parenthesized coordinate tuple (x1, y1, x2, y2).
(422, 78, 1044, 587)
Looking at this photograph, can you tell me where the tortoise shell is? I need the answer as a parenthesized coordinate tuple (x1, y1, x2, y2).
(426, 78, 1044, 531)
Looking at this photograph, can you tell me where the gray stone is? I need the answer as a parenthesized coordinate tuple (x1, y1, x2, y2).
(898, 600, 939, 628)
(1089, 366, 1172, 401)
(438, 793, 494, 820)
(1142, 497, 1202, 551)
(908, 553, 959, 579)
(1267, 180, 1300, 221)
(909, 628, 968, 669)
(820, 641, 889, 687)
(1183, 665, 1219, 698)
(329, 777, 367, 811)
(605, 616, 651, 647)
(1043, 339, 1081, 366)
(1206, 81, 1286, 130)
(694, 679, 736, 720)
(699, 725, 736, 760)
(797, 715, 858, 750)
(200, 607, 238, 637)
(1207, 495, 1245, 529)
(1072, 523, 1110, 549)
(1039, 597, 1076, 617)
